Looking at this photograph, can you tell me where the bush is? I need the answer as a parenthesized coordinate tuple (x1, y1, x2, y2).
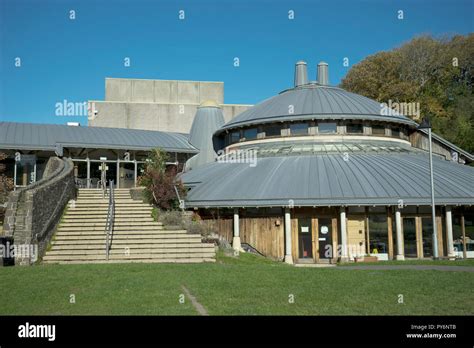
(138, 148, 186, 210)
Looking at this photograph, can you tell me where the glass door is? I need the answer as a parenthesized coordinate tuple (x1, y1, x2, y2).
(318, 218, 333, 259)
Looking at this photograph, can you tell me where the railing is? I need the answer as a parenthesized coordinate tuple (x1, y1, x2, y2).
(105, 180, 115, 260)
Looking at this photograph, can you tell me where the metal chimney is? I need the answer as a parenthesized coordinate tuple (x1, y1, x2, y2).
(317, 61, 329, 85)
(294, 61, 308, 87)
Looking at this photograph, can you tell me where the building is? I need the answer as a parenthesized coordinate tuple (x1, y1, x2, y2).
(1, 63, 473, 264)
(87, 78, 252, 133)
(180, 61, 474, 263)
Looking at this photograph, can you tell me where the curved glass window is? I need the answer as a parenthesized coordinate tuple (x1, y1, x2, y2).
(318, 122, 337, 134)
(243, 128, 257, 140)
(264, 125, 281, 137)
(372, 125, 385, 135)
(346, 123, 363, 134)
(290, 122, 308, 135)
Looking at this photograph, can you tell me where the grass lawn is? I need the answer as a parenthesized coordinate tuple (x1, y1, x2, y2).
(0, 252, 473, 315)
(340, 259, 474, 267)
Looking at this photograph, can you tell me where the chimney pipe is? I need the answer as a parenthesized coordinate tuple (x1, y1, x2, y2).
(294, 61, 308, 87)
(317, 61, 329, 86)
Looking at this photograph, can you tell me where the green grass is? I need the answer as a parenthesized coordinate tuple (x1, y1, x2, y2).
(340, 259, 474, 267)
(0, 252, 473, 315)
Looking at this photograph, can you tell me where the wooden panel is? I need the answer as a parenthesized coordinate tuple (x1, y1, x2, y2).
(291, 217, 298, 260)
(347, 216, 366, 257)
(416, 216, 423, 258)
(332, 217, 338, 262)
(312, 217, 319, 262)
(240, 217, 284, 260)
(387, 208, 394, 260)
(436, 215, 444, 257)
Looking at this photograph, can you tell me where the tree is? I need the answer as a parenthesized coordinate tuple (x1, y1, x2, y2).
(340, 34, 474, 153)
(138, 149, 186, 210)
(0, 152, 14, 222)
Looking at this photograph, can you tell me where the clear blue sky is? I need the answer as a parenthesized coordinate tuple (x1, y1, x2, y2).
(0, 0, 472, 125)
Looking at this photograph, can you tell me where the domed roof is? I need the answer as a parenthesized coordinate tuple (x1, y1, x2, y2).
(216, 84, 418, 134)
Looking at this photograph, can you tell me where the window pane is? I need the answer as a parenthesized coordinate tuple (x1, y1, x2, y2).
(264, 125, 281, 137)
(369, 215, 388, 254)
(230, 131, 240, 143)
(372, 125, 385, 135)
(392, 127, 400, 137)
(243, 128, 257, 140)
(318, 122, 337, 134)
(290, 122, 308, 135)
(346, 123, 363, 134)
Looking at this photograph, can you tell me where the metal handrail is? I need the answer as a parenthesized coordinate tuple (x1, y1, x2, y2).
(105, 180, 115, 260)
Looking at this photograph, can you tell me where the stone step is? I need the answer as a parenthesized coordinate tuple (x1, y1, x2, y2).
(42, 258, 215, 264)
(63, 215, 153, 220)
(67, 207, 152, 212)
(43, 252, 216, 261)
(57, 225, 164, 231)
(53, 234, 200, 242)
(52, 238, 202, 245)
(49, 242, 214, 250)
(45, 247, 215, 256)
(55, 230, 185, 236)
(59, 222, 162, 226)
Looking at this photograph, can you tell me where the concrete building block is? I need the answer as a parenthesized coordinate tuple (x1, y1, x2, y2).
(177, 81, 199, 104)
(131, 79, 154, 102)
(90, 102, 128, 128)
(166, 104, 196, 133)
(170, 81, 179, 104)
(105, 79, 132, 102)
(127, 103, 161, 131)
(199, 82, 224, 104)
(221, 105, 235, 123)
(154, 80, 172, 103)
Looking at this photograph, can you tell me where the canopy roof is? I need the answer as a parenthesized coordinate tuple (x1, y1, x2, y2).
(216, 84, 418, 134)
(181, 144, 474, 208)
(0, 122, 197, 154)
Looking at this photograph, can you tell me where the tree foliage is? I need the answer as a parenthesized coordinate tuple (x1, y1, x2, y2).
(138, 149, 186, 210)
(340, 34, 474, 153)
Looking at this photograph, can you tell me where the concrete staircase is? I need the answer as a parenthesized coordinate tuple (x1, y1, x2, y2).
(42, 188, 216, 264)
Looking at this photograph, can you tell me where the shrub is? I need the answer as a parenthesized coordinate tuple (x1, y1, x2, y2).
(138, 148, 186, 210)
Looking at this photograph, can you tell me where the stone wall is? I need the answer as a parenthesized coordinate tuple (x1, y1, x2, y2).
(2, 157, 76, 265)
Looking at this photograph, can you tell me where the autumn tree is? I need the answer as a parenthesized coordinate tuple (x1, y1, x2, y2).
(340, 34, 474, 153)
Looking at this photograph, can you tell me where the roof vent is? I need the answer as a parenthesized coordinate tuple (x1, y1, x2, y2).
(294, 61, 308, 87)
(317, 61, 329, 86)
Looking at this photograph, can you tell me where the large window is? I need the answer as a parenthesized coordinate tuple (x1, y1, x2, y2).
(264, 125, 281, 137)
(318, 122, 337, 134)
(290, 122, 308, 135)
(372, 125, 385, 135)
(346, 123, 363, 134)
(230, 131, 240, 144)
(243, 128, 257, 140)
(391, 127, 400, 137)
(369, 215, 389, 254)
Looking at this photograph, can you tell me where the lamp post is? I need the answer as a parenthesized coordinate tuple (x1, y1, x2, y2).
(418, 118, 439, 259)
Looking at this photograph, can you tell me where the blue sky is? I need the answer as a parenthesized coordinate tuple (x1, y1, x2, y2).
(0, 0, 472, 125)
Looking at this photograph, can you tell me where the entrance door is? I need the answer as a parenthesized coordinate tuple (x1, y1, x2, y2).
(119, 162, 135, 188)
(298, 218, 313, 259)
(318, 218, 333, 259)
(403, 217, 417, 258)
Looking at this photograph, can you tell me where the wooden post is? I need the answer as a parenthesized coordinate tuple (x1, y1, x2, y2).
(387, 207, 394, 260)
(416, 216, 423, 259)
(461, 215, 467, 259)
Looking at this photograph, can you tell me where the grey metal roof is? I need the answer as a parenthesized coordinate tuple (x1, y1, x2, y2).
(180, 151, 474, 207)
(419, 129, 474, 161)
(0, 122, 197, 153)
(217, 85, 418, 134)
(186, 104, 225, 170)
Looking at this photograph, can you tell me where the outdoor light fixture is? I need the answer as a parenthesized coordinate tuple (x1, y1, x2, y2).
(418, 117, 439, 259)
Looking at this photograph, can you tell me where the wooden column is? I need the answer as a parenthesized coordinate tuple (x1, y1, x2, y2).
(232, 208, 241, 251)
(446, 206, 455, 258)
(395, 209, 404, 260)
(436, 214, 444, 257)
(387, 207, 394, 260)
(340, 207, 348, 261)
(284, 208, 293, 264)
(461, 215, 467, 259)
(416, 216, 423, 259)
